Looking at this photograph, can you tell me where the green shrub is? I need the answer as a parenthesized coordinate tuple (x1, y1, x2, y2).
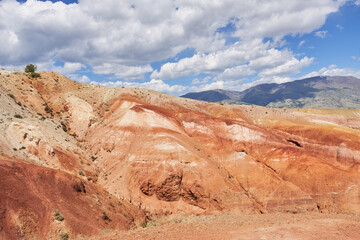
(31, 72, 41, 78)
(79, 171, 85, 176)
(54, 209, 64, 221)
(25, 64, 37, 73)
(14, 114, 23, 119)
(8, 93, 15, 99)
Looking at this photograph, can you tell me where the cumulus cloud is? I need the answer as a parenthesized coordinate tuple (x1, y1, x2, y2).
(39, 62, 86, 75)
(302, 65, 360, 78)
(68, 74, 91, 84)
(192, 76, 211, 85)
(96, 79, 187, 94)
(314, 30, 328, 38)
(257, 56, 313, 77)
(92, 63, 153, 80)
(0, 0, 348, 90)
(152, 40, 313, 82)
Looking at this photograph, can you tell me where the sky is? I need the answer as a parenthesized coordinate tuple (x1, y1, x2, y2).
(1, 0, 360, 95)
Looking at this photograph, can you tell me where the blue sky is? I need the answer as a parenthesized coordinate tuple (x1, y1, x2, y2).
(1, 0, 360, 95)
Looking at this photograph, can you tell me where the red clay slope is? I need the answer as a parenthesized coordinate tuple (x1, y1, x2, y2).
(1, 71, 360, 239)
(85, 94, 360, 215)
(0, 158, 144, 240)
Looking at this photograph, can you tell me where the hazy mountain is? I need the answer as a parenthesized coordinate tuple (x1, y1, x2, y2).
(181, 90, 231, 102)
(181, 76, 360, 108)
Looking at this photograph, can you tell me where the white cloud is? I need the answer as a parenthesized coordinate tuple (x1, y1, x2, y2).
(189, 81, 225, 92)
(92, 63, 153, 80)
(39, 62, 86, 75)
(68, 74, 91, 84)
(95, 79, 187, 94)
(355, 0, 360, 6)
(153, 40, 313, 82)
(0, 0, 347, 91)
(298, 40, 306, 48)
(257, 56, 313, 77)
(0, 61, 86, 75)
(191, 76, 211, 85)
(314, 30, 328, 38)
(336, 24, 344, 30)
(217, 65, 255, 80)
(302, 65, 360, 78)
(0, 1, 343, 65)
(151, 39, 268, 79)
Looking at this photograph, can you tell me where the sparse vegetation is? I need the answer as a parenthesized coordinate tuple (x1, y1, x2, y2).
(8, 93, 15, 99)
(142, 219, 157, 228)
(54, 209, 64, 221)
(30, 72, 41, 78)
(61, 122, 67, 132)
(79, 171, 85, 176)
(14, 114, 23, 119)
(44, 104, 53, 114)
(59, 232, 69, 240)
(102, 211, 110, 221)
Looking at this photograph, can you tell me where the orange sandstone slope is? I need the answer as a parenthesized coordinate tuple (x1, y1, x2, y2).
(0, 159, 144, 240)
(1, 71, 360, 229)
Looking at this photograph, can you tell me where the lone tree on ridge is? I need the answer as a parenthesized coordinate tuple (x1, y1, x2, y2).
(25, 64, 37, 73)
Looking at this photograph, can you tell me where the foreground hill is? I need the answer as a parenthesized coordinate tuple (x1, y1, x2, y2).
(1, 70, 360, 239)
(181, 76, 360, 108)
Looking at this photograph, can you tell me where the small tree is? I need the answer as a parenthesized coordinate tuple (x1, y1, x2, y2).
(25, 64, 37, 73)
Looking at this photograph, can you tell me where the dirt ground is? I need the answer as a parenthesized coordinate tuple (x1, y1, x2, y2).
(83, 212, 360, 240)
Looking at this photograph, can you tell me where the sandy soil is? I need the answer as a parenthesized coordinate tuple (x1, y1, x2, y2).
(86, 212, 360, 240)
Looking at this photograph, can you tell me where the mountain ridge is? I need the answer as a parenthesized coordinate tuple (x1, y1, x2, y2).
(181, 76, 360, 108)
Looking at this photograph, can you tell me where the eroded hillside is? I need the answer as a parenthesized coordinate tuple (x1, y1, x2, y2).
(1, 70, 360, 239)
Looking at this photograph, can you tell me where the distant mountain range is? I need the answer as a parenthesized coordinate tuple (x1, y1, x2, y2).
(181, 76, 360, 108)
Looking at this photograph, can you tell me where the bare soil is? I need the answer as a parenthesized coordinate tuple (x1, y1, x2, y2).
(87, 212, 360, 240)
